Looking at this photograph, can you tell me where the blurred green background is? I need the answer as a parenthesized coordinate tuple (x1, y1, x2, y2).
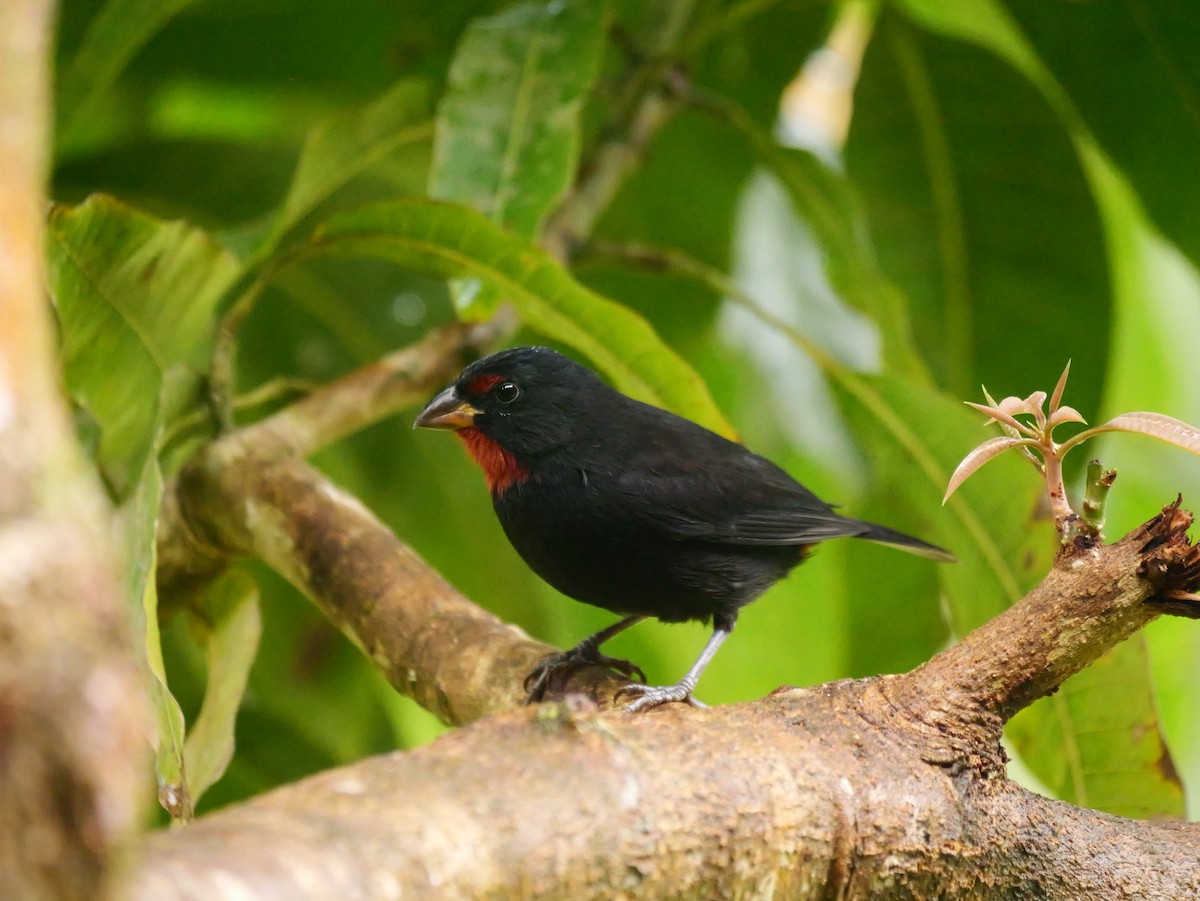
(47, 0, 1200, 822)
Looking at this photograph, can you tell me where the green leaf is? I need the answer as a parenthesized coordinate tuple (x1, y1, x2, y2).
(183, 571, 263, 804)
(430, 0, 608, 316)
(47, 194, 241, 496)
(306, 198, 732, 435)
(1007, 637, 1186, 819)
(264, 80, 434, 256)
(846, 14, 1110, 404)
(49, 195, 241, 817)
(893, 0, 1047, 81)
(718, 101, 928, 381)
(1077, 120, 1200, 820)
(999, 3, 1200, 276)
(432, 0, 606, 232)
(120, 456, 191, 820)
(57, 0, 203, 150)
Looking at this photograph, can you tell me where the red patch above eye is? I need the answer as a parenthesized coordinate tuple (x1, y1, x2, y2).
(467, 374, 504, 395)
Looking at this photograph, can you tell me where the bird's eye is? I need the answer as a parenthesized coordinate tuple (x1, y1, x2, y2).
(494, 382, 520, 404)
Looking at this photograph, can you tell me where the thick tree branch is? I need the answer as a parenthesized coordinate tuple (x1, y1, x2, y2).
(883, 500, 1200, 762)
(132, 673, 1200, 899)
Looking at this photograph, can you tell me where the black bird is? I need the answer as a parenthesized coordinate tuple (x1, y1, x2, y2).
(416, 346, 953, 711)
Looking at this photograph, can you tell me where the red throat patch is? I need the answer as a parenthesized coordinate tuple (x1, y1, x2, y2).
(457, 427, 527, 494)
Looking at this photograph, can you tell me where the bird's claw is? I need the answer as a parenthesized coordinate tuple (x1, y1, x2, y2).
(596, 653, 647, 685)
(524, 647, 646, 704)
(615, 682, 706, 713)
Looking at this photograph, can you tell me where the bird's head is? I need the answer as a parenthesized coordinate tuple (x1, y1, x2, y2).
(415, 346, 603, 492)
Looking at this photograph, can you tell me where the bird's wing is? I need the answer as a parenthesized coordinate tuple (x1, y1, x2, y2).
(658, 507, 869, 545)
(611, 426, 865, 546)
(592, 400, 953, 559)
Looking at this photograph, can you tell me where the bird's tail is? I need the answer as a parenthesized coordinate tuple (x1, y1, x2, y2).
(850, 520, 956, 563)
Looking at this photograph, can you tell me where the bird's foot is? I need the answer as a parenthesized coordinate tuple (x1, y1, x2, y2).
(524, 646, 646, 704)
(615, 682, 707, 714)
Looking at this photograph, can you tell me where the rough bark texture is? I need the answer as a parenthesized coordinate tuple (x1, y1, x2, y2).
(885, 502, 1200, 766)
(132, 659, 1200, 900)
(0, 0, 148, 897)
(140, 352, 1200, 898)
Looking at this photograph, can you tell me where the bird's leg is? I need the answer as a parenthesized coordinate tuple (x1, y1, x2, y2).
(616, 623, 732, 713)
(524, 615, 647, 703)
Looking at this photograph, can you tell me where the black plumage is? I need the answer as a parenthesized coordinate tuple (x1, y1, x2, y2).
(416, 346, 953, 711)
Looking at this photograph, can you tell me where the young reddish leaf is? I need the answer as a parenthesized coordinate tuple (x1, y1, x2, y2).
(980, 388, 1022, 440)
(1064, 412, 1200, 456)
(965, 401, 1036, 436)
(1049, 360, 1071, 413)
(996, 395, 1035, 418)
(1048, 405, 1087, 428)
(944, 435, 1035, 503)
(1023, 391, 1048, 427)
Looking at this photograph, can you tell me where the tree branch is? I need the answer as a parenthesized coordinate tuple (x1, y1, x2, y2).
(882, 499, 1200, 762)
(132, 657, 1200, 899)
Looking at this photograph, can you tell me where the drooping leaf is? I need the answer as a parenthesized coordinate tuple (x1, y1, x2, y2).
(120, 456, 190, 820)
(431, 0, 606, 232)
(943, 435, 1032, 502)
(264, 80, 434, 255)
(306, 198, 732, 436)
(846, 11, 1111, 407)
(47, 194, 241, 496)
(183, 571, 262, 804)
(892, 0, 1046, 80)
(714, 99, 927, 381)
(1084, 107, 1200, 818)
(430, 0, 609, 316)
(1047, 170, 1196, 816)
(48, 195, 241, 817)
(1004, 1, 1200, 277)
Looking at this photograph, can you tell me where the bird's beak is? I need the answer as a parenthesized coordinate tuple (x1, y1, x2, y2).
(414, 386, 480, 431)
